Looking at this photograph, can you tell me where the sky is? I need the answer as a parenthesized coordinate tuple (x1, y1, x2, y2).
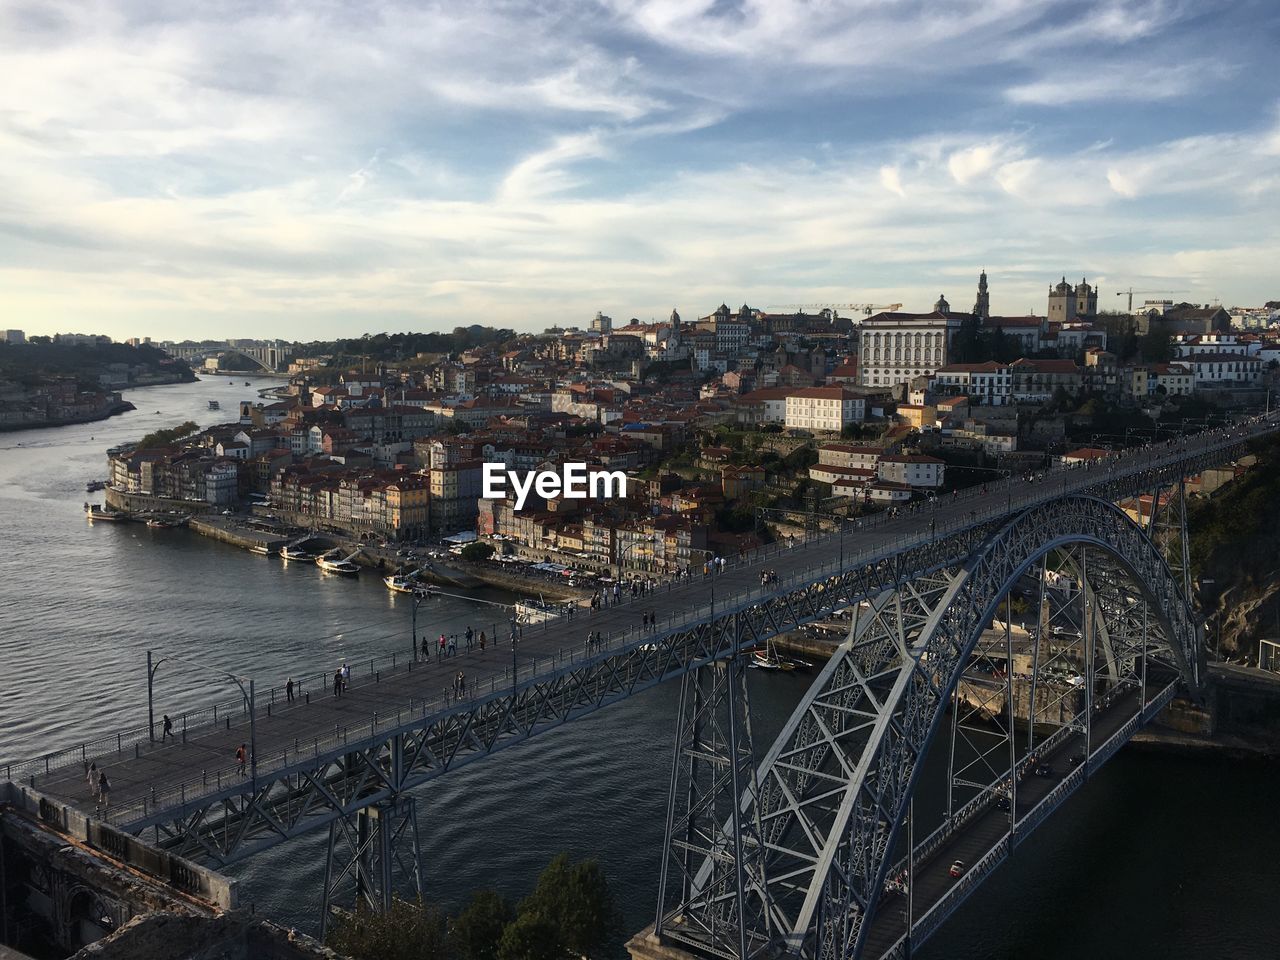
(2, 0, 1279, 343)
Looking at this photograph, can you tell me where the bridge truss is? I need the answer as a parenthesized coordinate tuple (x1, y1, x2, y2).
(653, 492, 1201, 960)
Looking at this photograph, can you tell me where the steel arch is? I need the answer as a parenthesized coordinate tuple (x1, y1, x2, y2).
(709, 495, 1199, 959)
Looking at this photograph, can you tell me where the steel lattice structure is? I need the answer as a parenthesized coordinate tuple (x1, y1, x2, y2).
(655, 494, 1200, 960)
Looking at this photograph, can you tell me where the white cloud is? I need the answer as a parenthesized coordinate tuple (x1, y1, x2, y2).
(880, 165, 905, 196)
(1007, 60, 1232, 106)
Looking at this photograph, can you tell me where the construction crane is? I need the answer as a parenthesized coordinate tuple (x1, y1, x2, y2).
(1115, 288, 1187, 313)
(766, 302, 903, 316)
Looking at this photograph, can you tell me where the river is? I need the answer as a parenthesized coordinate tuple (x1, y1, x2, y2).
(0, 376, 1276, 958)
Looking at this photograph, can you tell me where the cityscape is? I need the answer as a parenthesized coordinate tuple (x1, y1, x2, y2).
(2, 3, 1280, 960)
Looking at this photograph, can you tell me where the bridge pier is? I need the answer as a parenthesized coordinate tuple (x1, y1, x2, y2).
(319, 795, 421, 939)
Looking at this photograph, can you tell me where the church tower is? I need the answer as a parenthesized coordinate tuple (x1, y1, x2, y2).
(934, 293, 951, 314)
(1048, 277, 1077, 324)
(972, 269, 990, 321)
(1074, 278, 1098, 319)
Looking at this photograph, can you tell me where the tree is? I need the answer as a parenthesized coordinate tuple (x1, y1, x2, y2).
(518, 854, 620, 959)
(1139, 327, 1173, 363)
(460, 542, 495, 563)
(137, 420, 200, 449)
(326, 899, 450, 960)
(452, 889, 514, 960)
(497, 912, 564, 960)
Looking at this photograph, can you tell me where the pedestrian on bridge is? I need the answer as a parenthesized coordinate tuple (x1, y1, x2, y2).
(236, 744, 247, 777)
(448, 635, 458, 656)
(97, 771, 110, 811)
(422, 636, 431, 660)
(286, 678, 295, 702)
(87, 761, 99, 799)
(333, 669, 343, 697)
(162, 714, 174, 741)
(465, 626, 474, 650)
(439, 633, 447, 657)
(479, 630, 486, 652)
(341, 662, 350, 689)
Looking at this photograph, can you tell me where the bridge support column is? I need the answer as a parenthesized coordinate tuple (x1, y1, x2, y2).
(654, 637, 768, 959)
(319, 795, 422, 939)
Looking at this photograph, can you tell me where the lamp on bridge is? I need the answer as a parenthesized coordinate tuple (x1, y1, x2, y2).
(147, 650, 257, 782)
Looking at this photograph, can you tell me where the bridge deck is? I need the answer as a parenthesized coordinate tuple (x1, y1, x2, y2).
(861, 680, 1174, 958)
(12, 420, 1270, 835)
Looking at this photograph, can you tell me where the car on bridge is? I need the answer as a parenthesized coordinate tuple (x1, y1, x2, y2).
(949, 859, 966, 878)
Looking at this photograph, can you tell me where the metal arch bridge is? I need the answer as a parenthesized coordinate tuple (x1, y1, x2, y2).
(167, 343, 292, 372)
(7, 416, 1275, 956)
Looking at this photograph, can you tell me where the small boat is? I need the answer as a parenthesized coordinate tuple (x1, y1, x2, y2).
(249, 544, 273, 556)
(86, 505, 126, 522)
(147, 517, 176, 528)
(85, 480, 106, 492)
(383, 574, 417, 593)
(208, 400, 220, 410)
(316, 553, 360, 575)
(244, 381, 250, 386)
(281, 546, 314, 561)
(750, 638, 796, 671)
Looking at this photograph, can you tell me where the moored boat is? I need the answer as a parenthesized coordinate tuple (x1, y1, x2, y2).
(281, 546, 314, 561)
(317, 554, 360, 575)
(85, 504, 126, 522)
(249, 544, 273, 556)
(383, 573, 418, 593)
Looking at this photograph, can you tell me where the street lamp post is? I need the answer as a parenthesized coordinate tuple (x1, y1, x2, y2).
(410, 589, 433, 662)
(147, 650, 257, 779)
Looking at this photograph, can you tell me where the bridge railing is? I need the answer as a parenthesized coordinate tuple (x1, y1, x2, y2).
(2, 649, 422, 785)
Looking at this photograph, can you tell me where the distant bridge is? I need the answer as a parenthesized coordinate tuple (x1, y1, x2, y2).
(165, 341, 293, 373)
(7, 415, 1276, 956)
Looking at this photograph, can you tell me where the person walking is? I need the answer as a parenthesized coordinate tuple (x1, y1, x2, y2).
(235, 743, 247, 777)
(286, 678, 295, 702)
(97, 771, 110, 811)
(333, 669, 343, 697)
(439, 633, 447, 657)
(479, 631, 486, 652)
(87, 761, 99, 800)
(457, 671, 466, 696)
(465, 626, 474, 650)
(422, 636, 431, 660)
(448, 635, 457, 656)
(162, 714, 174, 741)
(340, 662, 350, 690)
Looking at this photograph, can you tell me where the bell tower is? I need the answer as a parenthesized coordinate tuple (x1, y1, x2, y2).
(972, 269, 990, 321)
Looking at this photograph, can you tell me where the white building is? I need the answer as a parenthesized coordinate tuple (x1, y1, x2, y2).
(204, 461, 239, 505)
(932, 361, 1012, 405)
(876, 454, 945, 489)
(1150, 363, 1195, 396)
(1174, 333, 1251, 358)
(784, 387, 866, 433)
(1189, 353, 1262, 386)
(816, 443, 882, 470)
(859, 310, 965, 388)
